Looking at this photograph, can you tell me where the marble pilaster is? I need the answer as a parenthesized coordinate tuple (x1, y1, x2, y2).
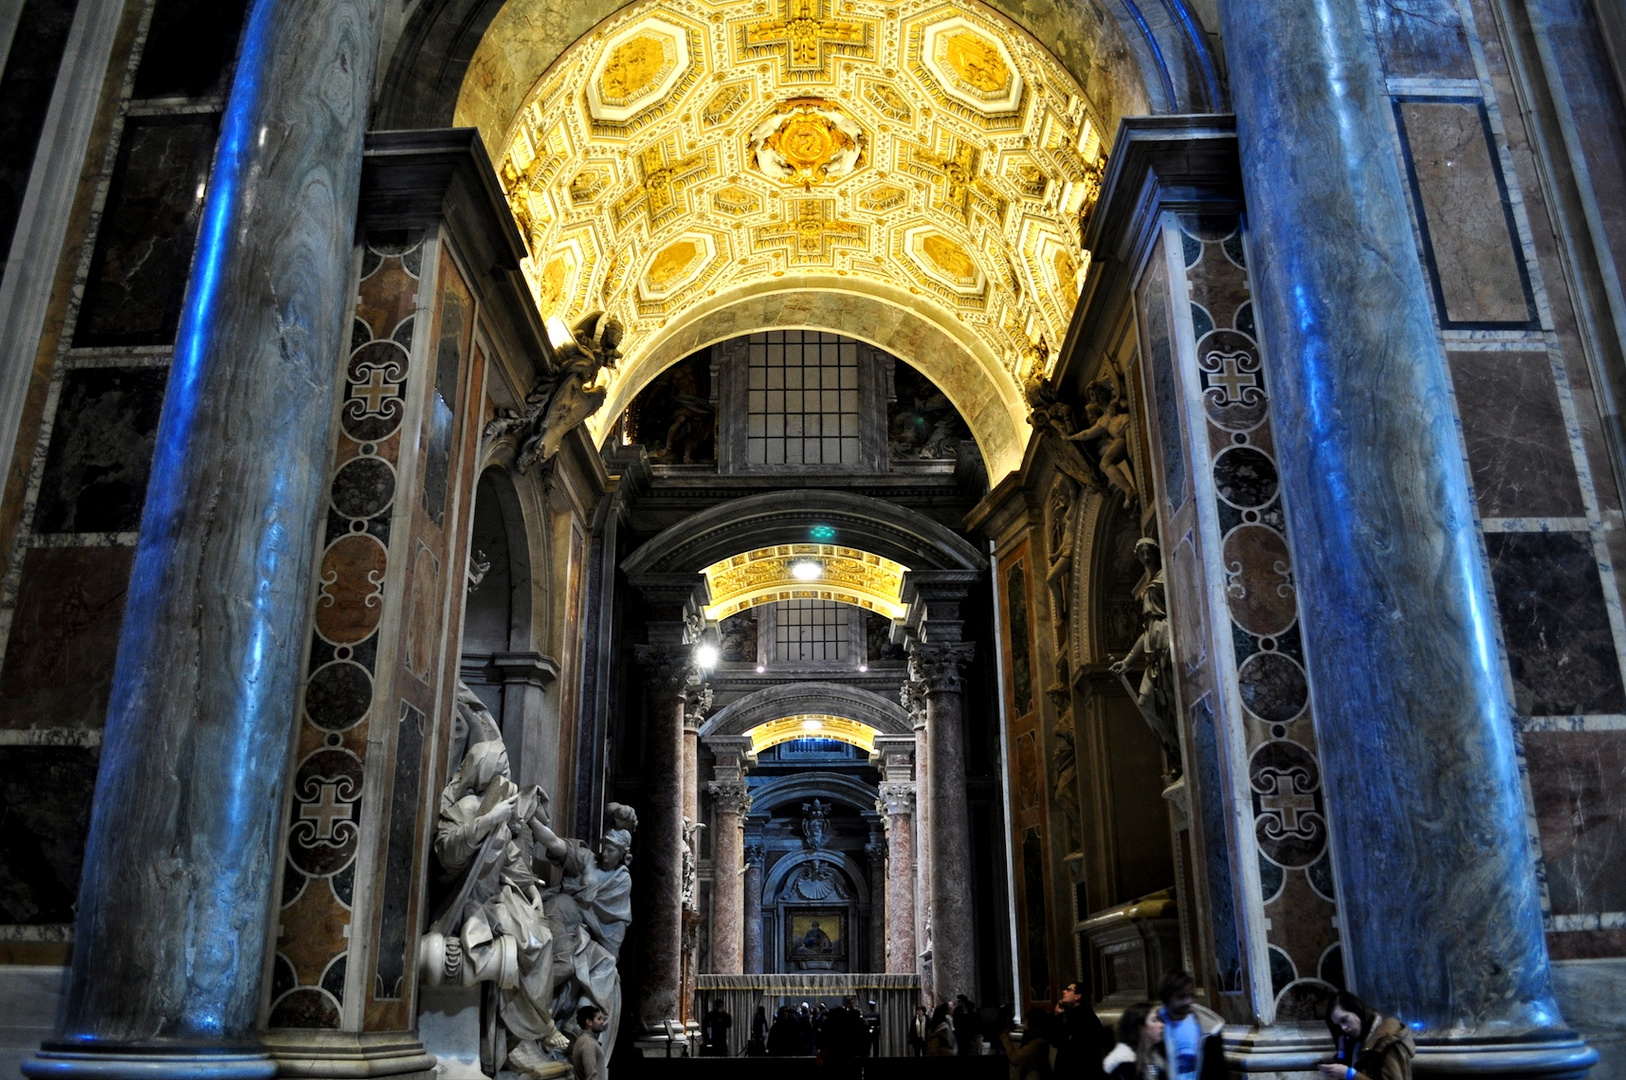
(708, 780, 751, 974)
(25, 1, 381, 1076)
(1219, 1, 1593, 1072)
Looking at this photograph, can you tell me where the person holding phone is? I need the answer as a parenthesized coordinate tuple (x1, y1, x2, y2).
(1316, 991, 1415, 1080)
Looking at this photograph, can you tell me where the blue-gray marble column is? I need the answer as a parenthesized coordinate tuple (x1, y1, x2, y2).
(25, 0, 380, 1076)
(1219, 2, 1591, 1072)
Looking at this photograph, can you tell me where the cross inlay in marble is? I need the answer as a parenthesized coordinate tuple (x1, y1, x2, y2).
(300, 782, 354, 841)
(352, 366, 401, 415)
(753, 199, 868, 265)
(739, 0, 875, 80)
(1259, 787, 1316, 834)
(1202, 351, 1261, 406)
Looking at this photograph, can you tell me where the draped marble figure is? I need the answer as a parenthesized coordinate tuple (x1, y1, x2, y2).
(422, 686, 636, 1078)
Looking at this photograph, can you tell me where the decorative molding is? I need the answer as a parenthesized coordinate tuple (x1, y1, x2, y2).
(909, 640, 976, 695)
(708, 779, 753, 816)
(876, 781, 915, 818)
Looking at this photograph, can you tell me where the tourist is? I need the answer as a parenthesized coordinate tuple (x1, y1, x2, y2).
(748, 1004, 769, 1056)
(1102, 1003, 1165, 1080)
(1317, 991, 1415, 1080)
(926, 1003, 958, 1056)
(908, 1004, 930, 1057)
(954, 993, 983, 1054)
(866, 1000, 882, 1057)
(769, 1006, 799, 1056)
(1048, 980, 1111, 1080)
(998, 1005, 1048, 1080)
(570, 1005, 609, 1080)
(1157, 972, 1225, 1080)
(702, 998, 732, 1057)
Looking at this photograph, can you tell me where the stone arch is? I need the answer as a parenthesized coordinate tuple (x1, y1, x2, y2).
(592, 283, 1028, 479)
(622, 490, 985, 576)
(762, 847, 873, 906)
(700, 682, 912, 741)
(750, 771, 884, 820)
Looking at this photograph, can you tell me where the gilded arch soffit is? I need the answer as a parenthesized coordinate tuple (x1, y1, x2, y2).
(467, 0, 1109, 479)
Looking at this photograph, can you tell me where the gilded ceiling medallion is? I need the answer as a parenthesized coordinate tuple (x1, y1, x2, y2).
(585, 17, 697, 125)
(922, 234, 978, 286)
(648, 240, 702, 288)
(601, 34, 675, 105)
(749, 101, 866, 187)
(913, 14, 1025, 120)
(941, 31, 1010, 95)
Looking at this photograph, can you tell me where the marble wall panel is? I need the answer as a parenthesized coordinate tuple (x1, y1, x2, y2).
(1447, 351, 1584, 518)
(1522, 730, 1626, 914)
(1365, 0, 1475, 78)
(0, 0, 79, 295)
(33, 367, 167, 534)
(74, 114, 219, 346)
(0, 545, 133, 730)
(1485, 531, 1625, 715)
(131, 0, 250, 100)
(0, 745, 100, 924)
(1395, 100, 1536, 328)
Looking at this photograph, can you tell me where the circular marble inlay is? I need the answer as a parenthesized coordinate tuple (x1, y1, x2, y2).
(1212, 445, 1279, 508)
(1222, 523, 1296, 636)
(331, 455, 395, 520)
(1237, 649, 1307, 722)
(305, 661, 373, 732)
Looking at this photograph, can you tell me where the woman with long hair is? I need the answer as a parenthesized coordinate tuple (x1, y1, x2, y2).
(1317, 991, 1414, 1080)
(1102, 1003, 1167, 1080)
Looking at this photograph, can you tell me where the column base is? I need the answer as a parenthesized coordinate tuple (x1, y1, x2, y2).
(1223, 1024, 1598, 1080)
(259, 1031, 436, 1079)
(24, 1042, 278, 1080)
(633, 1021, 696, 1058)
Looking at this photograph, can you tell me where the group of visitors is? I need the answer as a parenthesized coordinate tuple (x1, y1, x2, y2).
(906, 993, 988, 1055)
(1012, 971, 1413, 1080)
(726, 997, 880, 1058)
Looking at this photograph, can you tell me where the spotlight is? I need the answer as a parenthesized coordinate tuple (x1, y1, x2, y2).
(801, 718, 825, 732)
(789, 559, 823, 581)
(858, 663, 869, 673)
(695, 643, 719, 669)
(755, 664, 766, 673)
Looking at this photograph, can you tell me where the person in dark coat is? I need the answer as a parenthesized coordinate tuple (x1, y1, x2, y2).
(748, 1005, 769, 1056)
(768, 1006, 799, 1056)
(1047, 980, 1111, 1080)
(1318, 990, 1415, 1080)
(701, 999, 732, 1056)
(953, 994, 983, 1055)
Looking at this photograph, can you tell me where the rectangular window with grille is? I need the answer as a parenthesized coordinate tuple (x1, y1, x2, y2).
(746, 330, 861, 466)
(772, 599, 851, 662)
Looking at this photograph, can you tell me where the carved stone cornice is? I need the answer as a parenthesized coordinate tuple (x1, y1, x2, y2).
(877, 781, 916, 818)
(909, 640, 976, 695)
(707, 779, 753, 817)
(634, 644, 701, 703)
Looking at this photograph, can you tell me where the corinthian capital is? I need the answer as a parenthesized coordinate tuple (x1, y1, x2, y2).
(877, 781, 916, 818)
(909, 640, 976, 695)
(707, 779, 753, 816)
(634, 644, 700, 702)
(743, 841, 766, 868)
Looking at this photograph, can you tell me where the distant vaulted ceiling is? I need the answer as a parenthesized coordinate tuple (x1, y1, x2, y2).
(463, 0, 1110, 478)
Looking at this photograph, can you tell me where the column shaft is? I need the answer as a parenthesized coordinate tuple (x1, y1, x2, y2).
(635, 648, 692, 1029)
(743, 844, 765, 975)
(916, 641, 976, 1004)
(708, 782, 750, 974)
(32, 0, 379, 1072)
(1220, 0, 1585, 1062)
(879, 785, 916, 976)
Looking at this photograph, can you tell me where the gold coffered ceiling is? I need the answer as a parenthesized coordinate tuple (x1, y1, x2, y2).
(496, 0, 1105, 440)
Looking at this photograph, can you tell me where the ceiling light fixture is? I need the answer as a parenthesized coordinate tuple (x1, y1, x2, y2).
(695, 643, 719, 669)
(789, 559, 823, 581)
(801, 718, 825, 732)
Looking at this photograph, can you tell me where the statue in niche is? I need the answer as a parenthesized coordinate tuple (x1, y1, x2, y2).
(1110, 538, 1181, 774)
(801, 799, 832, 851)
(681, 817, 702, 911)
(1048, 660, 1083, 849)
(1067, 376, 1140, 510)
(483, 311, 623, 472)
(422, 686, 638, 1077)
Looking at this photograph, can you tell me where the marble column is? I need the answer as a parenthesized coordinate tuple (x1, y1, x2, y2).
(743, 838, 766, 975)
(1220, 2, 1592, 1071)
(26, 1, 380, 1077)
(633, 644, 697, 1038)
(878, 782, 917, 975)
(865, 817, 888, 974)
(912, 639, 977, 1005)
(708, 780, 751, 973)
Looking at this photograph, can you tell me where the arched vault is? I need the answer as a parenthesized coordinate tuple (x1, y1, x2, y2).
(621, 490, 986, 575)
(700, 681, 913, 741)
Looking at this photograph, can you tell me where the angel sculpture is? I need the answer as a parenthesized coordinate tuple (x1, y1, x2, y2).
(483, 312, 623, 472)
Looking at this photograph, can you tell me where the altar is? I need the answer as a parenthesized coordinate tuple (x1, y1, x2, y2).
(694, 974, 923, 1057)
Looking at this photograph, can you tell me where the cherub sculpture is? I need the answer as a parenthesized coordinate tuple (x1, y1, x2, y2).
(484, 312, 623, 472)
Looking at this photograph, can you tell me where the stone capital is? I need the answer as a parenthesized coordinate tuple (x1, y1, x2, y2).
(634, 644, 701, 702)
(909, 640, 976, 695)
(707, 779, 753, 816)
(743, 841, 767, 868)
(877, 781, 916, 818)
